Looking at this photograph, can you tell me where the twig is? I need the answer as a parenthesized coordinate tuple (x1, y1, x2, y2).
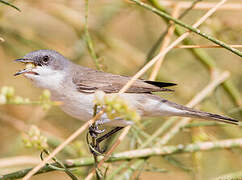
(0, 156, 40, 168)
(106, 161, 129, 180)
(178, 0, 202, 19)
(156, 1, 242, 10)
(0, 0, 21, 12)
(146, 0, 201, 63)
(40, 150, 78, 180)
(2, 138, 242, 180)
(175, 45, 242, 49)
(182, 121, 223, 128)
(130, 0, 242, 57)
(222, 81, 242, 107)
(109, 138, 242, 159)
(148, 5, 180, 81)
(84, 0, 101, 70)
(117, 159, 146, 180)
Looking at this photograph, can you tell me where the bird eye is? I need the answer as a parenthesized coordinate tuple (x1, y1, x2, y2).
(42, 55, 49, 63)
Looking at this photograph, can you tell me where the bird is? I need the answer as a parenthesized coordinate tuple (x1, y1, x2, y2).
(14, 49, 239, 149)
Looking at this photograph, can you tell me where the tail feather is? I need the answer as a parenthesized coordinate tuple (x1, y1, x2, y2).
(164, 100, 239, 125)
(186, 110, 239, 125)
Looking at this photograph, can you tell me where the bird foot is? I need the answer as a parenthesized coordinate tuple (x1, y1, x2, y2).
(88, 124, 105, 138)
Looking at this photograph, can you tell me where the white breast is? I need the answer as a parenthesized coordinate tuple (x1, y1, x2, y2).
(57, 92, 95, 121)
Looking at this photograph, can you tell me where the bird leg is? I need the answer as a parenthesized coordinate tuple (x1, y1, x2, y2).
(96, 127, 124, 147)
(88, 126, 124, 155)
(89, 122, 105, 138)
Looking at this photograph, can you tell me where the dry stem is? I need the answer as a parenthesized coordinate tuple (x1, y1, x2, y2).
(175, 44, 242, 49)
(149, 5, 180, 81)
(159, 1, 242, 10)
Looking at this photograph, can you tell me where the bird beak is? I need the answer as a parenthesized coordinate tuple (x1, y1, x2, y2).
(14, 69, 32, 76)
(14, 58, 38, 76)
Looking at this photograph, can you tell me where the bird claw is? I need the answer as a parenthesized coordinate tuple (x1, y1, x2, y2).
(87, 125, 123, 156)
(89, 124, 105, 138)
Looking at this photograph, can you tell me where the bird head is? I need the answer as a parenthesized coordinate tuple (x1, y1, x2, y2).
(14, 50, 70, 90)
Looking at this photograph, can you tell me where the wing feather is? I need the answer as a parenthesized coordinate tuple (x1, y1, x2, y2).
(72, 66, 176, 93)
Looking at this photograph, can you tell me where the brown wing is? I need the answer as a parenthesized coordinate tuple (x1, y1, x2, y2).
(72, 66, 176, 93)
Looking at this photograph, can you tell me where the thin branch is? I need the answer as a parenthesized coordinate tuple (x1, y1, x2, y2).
(182, 121, 224, 128)
(106, 161, 129, 180)
(178, 0, 203, 19)
(175, 45, 242, 49)
(146, 0, 202, 63)
(109, 138, 242, 159)
(84, 0, 101, 70)
(130, 0, 242, 57)
(157, 1, 242, 11)
(0, 0, 21, 12)
(148, 5, 180, 81)
(222, 81, 242, 107)
(2, 138, 242, 179)
(0, 156, 40, 168)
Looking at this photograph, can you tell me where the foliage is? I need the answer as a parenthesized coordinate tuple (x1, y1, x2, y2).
(0, 0, 241, 180)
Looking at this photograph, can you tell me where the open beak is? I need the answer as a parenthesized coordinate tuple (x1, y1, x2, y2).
(14, 58, 38, 76)
(14, 58, 35, 63)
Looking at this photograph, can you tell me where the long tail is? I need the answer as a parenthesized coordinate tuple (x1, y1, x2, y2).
(163, 100, 239, 125)
(183, 108, 239, 125)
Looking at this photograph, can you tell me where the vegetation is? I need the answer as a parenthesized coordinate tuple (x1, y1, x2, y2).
(0, 0, 241, 180)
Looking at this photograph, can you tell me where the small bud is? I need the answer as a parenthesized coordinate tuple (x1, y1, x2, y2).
(22, 125, 48, 150)
(1, 86, 15, 99)
(42, 90, 51, 99)
(1, 86, 9, 95)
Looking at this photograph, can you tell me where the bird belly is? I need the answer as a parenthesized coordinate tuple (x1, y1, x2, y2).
(54, 92, 95, 121)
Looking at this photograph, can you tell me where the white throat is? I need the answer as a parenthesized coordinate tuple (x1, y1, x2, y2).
(24, 66, 66, 91)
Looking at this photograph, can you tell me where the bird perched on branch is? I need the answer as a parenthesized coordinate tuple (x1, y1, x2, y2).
(14, 50, 239, 152)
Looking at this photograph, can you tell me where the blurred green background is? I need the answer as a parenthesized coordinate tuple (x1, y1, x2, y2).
(0, 0, 241, 179)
